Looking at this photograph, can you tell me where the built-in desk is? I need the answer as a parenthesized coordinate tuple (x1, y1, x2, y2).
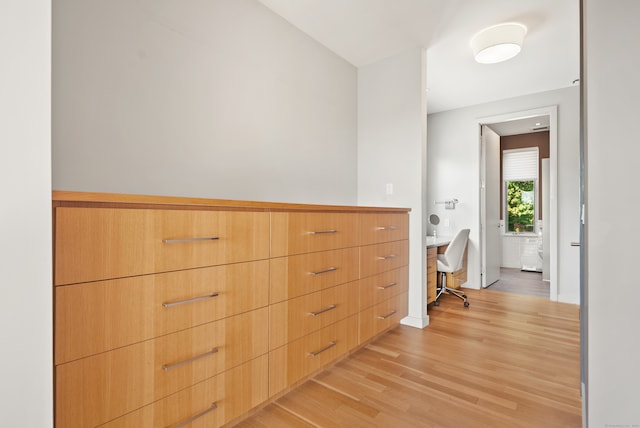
(426, 236, 451, 248)
(426, 236, 468, 304)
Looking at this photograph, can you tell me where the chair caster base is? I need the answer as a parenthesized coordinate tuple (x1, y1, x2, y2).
(464, 301, 470, 307)
(433, 300, 440, 306)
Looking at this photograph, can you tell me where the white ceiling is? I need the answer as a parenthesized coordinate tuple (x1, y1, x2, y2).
(486, 115, 550, 136)
(258, 0, 580, 116)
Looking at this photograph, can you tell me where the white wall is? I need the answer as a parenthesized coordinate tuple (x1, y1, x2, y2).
(53, 0, 357, 205)
(0, 1, 52, 426)
(427, 86, 580, 303)
(358, 49, 429, 328)
(585, 1, 640, 425)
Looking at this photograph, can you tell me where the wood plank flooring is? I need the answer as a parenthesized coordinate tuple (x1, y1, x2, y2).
(234, 289, 581, 427)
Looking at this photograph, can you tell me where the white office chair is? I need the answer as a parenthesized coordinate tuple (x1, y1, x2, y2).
(433, 228, 470, 307)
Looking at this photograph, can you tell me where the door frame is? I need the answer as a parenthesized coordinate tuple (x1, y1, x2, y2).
(477, 105, 558, 301)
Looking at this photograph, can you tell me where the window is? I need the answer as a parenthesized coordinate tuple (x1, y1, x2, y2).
(503, 148, 538, 233)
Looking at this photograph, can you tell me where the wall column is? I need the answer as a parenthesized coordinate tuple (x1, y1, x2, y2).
(357, 48, 429, 328)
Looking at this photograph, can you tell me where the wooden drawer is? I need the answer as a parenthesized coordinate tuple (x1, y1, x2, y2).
(271, 212, 358, 257)
(270, 247, 359, 303)
(54, 207, 270, 285)
(55, 260, 269, 364)
(56, 308, 268, 428)
(269, 315, 358, 397)
(427, 247, 437, 304)
(99, 354, 268, 428)
(441, 269, 468, 289)
(358, 213, 409, 245)
(359, 292, 408, 344)
(358, 267, 408, 310)
(360, 240, 409, 278)
(269, 281, 359, 350)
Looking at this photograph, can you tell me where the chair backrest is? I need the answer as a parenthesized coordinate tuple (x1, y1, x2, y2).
(443, 229, 470, 271)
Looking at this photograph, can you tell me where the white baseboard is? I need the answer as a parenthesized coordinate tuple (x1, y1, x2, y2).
(557, 293, 580, 305)
(401, 315, 430, 329)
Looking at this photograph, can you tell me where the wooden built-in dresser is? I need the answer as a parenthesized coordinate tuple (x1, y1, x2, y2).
(52, 191, 409, 427)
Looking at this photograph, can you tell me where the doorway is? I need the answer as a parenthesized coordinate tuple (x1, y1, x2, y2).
(479, 106, 558, 301)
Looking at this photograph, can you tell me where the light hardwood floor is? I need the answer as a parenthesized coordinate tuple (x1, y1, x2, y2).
(234, 288, 581, 427)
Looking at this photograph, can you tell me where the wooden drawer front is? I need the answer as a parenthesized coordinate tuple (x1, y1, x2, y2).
(56, 308, 268, 428)
(446, 269, 468, 289)
(269, 281, 359, 350)
(55, 260, 269, 364)
(269, 315, 358, 397)
(270, 247, 359, 303)
(358, 267, 408, 310)
(54, 207, 270, 285)
(427, 275, 437, 304)
(358, 213, 409, 245)
(427, 247, 437, 304)
(271, 212, 358, 257)
(427, 247, 437, 268)
(99, 354, 268, 428)
(359, 292, 408, 344)
(360, 240, 409, 278)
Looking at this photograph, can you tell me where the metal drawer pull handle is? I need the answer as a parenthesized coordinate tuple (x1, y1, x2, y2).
(308, 341, 337, 357)
(376, 226, 398, 231)
(309, 304, 337, 317)
(378, 282, 397, 290)
(162, 293, 219, 308)
(377, 254, 397, 260)
(163, 237, 219, 244)
(310, 267, 337, 275)
(309, 229, 337, 235)
(162, 347, 219, 371)
(172, 402, 218, 428)
(571, 241, 581, 247)
(378, 309, 397, 320)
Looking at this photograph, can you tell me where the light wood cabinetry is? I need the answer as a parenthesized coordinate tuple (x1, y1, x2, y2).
(100, 355, 269, 428)
(358, 267, 409, 309)
(358, 214, 410, 345)
(269, 247, 359, 303)
(271, 212, 358, 257)
(360, 240, 409, 278)
(269, 281, 359, 350)
(55, 260, 269, 364)
(55, 207, 270, 285)
(52, 191, 409, 427)
(268, 211, 363, 398)
(359, 292, 409, 341)
(269, 315, 359, 396)
(358, 212, 409, 245)
(56, 309, 268, 427)
(426, 247, 437, 304)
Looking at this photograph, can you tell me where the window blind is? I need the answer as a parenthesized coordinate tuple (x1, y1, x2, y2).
(503, 148, 538, 180)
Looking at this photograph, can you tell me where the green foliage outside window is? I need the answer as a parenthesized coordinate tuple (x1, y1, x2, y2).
(507, 180, 535, 232)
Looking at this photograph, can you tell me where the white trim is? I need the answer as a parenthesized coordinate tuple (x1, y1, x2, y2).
(477, 105, 558, 302)
(557, 293, 580, 305)
(401, 315, 430, 329)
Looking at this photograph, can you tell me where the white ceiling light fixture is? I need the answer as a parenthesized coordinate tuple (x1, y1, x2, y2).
(471, 23, 527, 64)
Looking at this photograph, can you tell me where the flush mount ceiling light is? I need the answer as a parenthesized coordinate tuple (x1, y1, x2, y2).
(471, 23, 527, 64)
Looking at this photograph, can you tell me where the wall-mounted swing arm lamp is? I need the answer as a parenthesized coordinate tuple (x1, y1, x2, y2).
(434, 199, 459, 210)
